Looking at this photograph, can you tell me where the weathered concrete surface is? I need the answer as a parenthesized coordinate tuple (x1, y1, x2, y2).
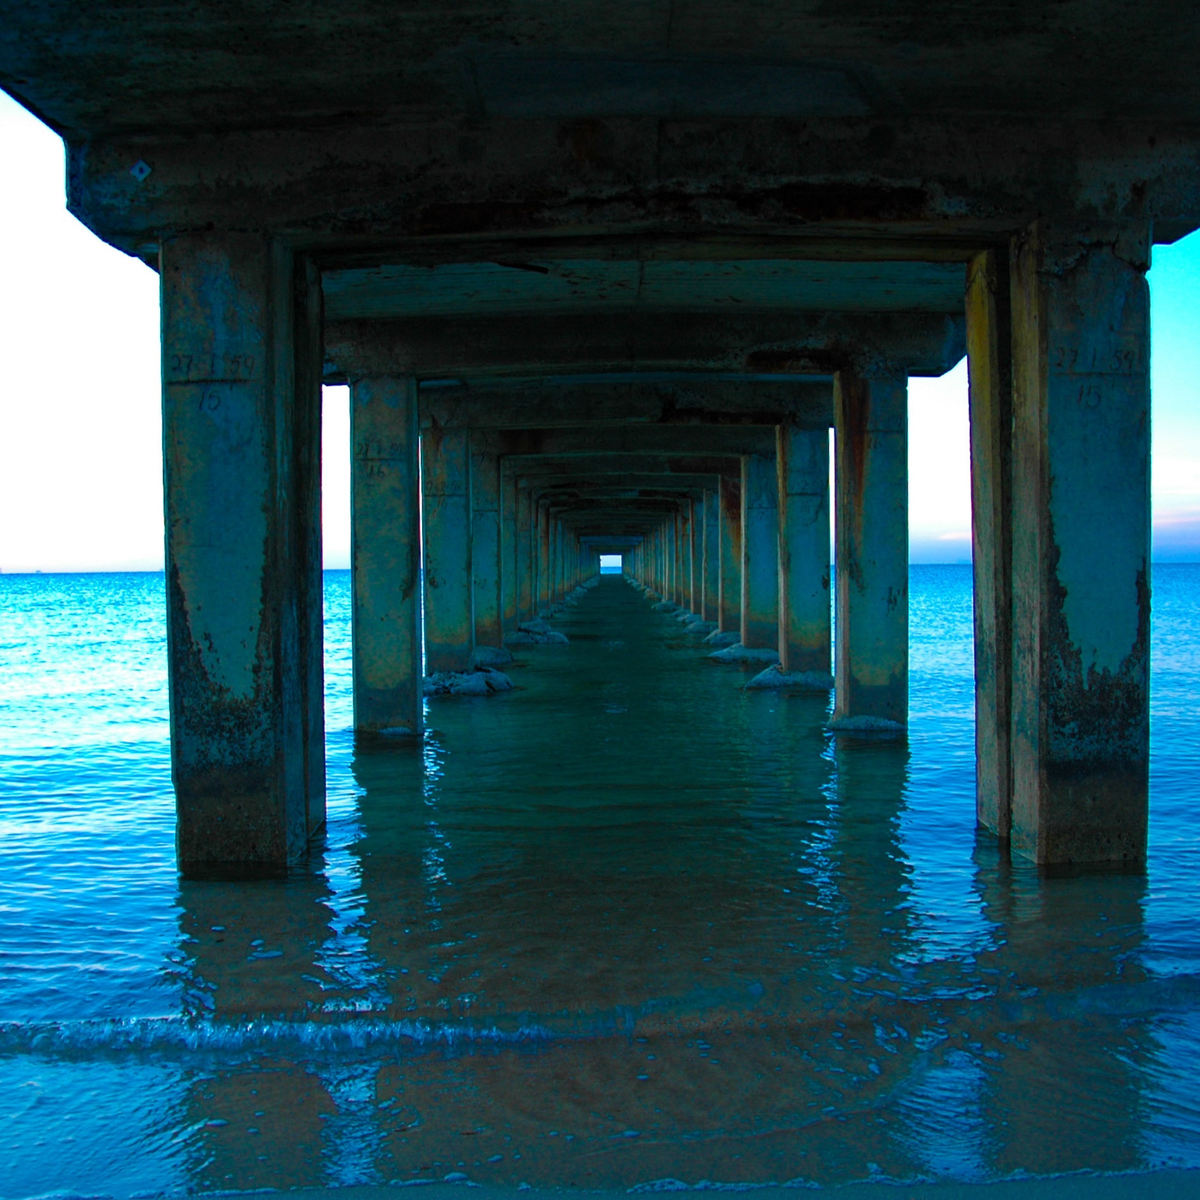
(1009, 221, 1151, 868)
(966, 249, 1015, 841)
(718, 474, 742, 636)
(515, 484, 534, 626)
(500, 470, 519, 636)
(325, 311, 964, 381)
(537, 501, 552, 616)
(831, 368, 908, 731)
(350, 376, 422, 738)
(419, 377, 833, 430)
(160, 231, 324, 877)
(471, 438, 504, 654)
(702, 488, 720, 624)
(59, 114, 1200, 260)
(740, 452, 780, 651)
(422, 428, 474, 674)
(776, 422, 832, 677)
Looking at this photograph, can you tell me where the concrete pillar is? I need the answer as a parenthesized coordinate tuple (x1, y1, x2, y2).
(718, 475, 742, 633)
(676, 509, 687, 607)
(966, 249, 1015, 841)
(1008, 221, 1150, 867)
(703, 488, 720, 622)
(740, 452, 779, 650)
(687, 500, 699, 613)
(832, 368, 908, 730)
(501, 469, 519, 635)
(471, 442, 503, 652)
(516, 484, 533, 625)
(777, 423, 832, 677)
(422, 428, 473, 674)
(160, 231, 324, 876)
(537, 500, 551, 615)
(551, 518, 563, 604)
(351, 377, 422, 737)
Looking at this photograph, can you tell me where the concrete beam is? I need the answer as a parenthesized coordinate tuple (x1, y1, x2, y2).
(508, 454, 739, 479)
(67, 116, 1200, 256)
(417, 376, 833, 429)
(496, 425, 777, 457)
(325, 310, 964, 381)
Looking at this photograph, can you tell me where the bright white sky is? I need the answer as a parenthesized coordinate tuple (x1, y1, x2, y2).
(1, 90, 1198, 571)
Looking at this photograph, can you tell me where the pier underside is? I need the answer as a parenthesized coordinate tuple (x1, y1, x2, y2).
(2, 0, 1187, 873)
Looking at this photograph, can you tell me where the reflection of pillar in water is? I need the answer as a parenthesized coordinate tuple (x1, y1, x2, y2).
(975, 859, 1147, 1176)
(176, 873, 341, 1192)
(314, 1061, 386, 1185)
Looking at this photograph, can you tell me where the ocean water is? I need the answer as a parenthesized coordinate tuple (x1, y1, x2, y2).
(0, 566, 1199, 1196)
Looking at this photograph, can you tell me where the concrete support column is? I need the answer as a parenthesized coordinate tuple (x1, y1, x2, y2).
(516, 485, 533, 625)
(702, 488, 720, 622)
(741, 452, 779, 650)
(1008, 222, 1150, 867)
(687, 500, 699, 613)
(832, 368, 908, 730)
(422, 428, 473, 674)
(501, 469, 520, 635)
(777, 423, 833, 678)
(160, 231, 324, 876)
(471, 441, 503, 652)
(666, 517, 677, 604)
(552, 518, 563, 604)
(351, 377, 422, 737)
(537, 500, 551, 615)
(966, 249, 1015, 841)
(718, 474, 742, 633)
(676, 509, 688, 608)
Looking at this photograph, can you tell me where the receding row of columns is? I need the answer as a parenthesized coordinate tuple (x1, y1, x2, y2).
(160, 226, 1151, 877)
(624, 386, 904, 728)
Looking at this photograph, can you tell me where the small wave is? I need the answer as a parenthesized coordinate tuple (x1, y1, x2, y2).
(0, 1014, 558, 1064)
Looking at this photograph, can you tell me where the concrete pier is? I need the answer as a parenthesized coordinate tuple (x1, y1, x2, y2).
(740, 452, 780, 652)
(516, 484, 534, 627)
(21, 2, 1192, 874)
(702, 489, 720, 624)
(776, 423, 833, 680)
(719, 475, 743, 637)
(832, 369, 908, 731)
(1007, 223, 1151, 867)
(471, 440, 503, 654)
(500, 469, 520, 636)
(422, 428, 474, 674)
(161, 231, 325, 875)
(351, 376, 422, 738)
(966, 249, 1014, 840)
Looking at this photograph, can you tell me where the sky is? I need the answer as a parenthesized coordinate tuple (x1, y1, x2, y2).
(1, 90, 1197, 572)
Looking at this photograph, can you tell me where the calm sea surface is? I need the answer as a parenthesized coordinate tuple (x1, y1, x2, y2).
(1, 566, 1199, 1196)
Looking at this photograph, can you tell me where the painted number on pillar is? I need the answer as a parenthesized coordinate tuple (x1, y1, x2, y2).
(355, 440, 407, 460)
(1053, 340, 1141, 374)
(198, 388, 222, 414)
(1076, 384, 1102, 411)
(167, 353, 257, 381)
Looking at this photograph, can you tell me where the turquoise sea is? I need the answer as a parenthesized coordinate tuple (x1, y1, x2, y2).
(1, 566, 1199, 1196)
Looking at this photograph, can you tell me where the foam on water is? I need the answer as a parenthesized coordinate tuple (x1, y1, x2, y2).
(1, 567, 1200, 1196)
